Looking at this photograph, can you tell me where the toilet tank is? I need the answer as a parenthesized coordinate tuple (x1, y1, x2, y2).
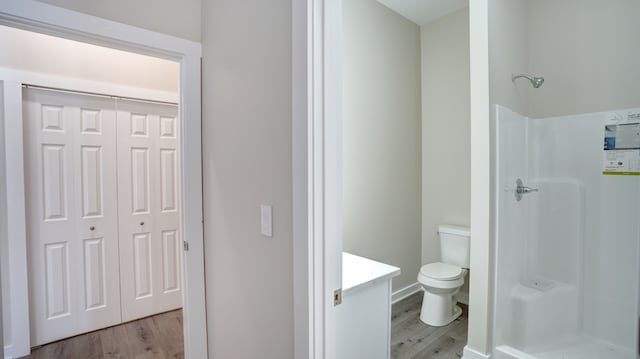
(438, 224, 470, 268)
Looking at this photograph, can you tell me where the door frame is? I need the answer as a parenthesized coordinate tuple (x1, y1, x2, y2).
(293, 0, 343, 358)
(0, 2, 207, 358)
(296, 0, 492, 358)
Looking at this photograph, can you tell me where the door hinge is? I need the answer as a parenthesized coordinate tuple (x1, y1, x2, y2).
(333, 288, 342, 306)
(183, 240, 189, 251)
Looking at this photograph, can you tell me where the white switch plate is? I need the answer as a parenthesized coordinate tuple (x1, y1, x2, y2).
(260, 204, 273, 237)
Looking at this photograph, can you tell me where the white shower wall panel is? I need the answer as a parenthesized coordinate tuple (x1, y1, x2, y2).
(494, 105, 530, 347)
(526, 179, 583, 287)
(529, 111, 640, 349)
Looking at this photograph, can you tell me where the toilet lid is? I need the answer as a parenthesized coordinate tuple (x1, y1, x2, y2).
(420, 262, 462, 280)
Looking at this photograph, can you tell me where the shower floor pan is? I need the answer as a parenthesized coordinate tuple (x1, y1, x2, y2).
(495, 283, 634, 358)
(496, 337, 633, 359)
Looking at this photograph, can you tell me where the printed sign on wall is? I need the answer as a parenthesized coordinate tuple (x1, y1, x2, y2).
(603, 109, 640, 175)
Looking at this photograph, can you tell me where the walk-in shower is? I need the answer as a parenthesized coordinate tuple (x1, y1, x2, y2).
(493, 105, 640, 359)
(490, 2, 640, 357)
(490, 0, 640, 359)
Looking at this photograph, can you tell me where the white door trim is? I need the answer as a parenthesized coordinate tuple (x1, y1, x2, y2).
(293, 0, 343, 358)
(0, 1, 206, 358)
(1, 80, 29, 359)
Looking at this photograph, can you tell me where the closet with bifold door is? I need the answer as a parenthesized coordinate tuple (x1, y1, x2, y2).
(23, 87, 182, 346)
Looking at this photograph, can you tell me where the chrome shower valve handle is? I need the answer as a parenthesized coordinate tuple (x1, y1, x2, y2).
(515, 178, 539, 201)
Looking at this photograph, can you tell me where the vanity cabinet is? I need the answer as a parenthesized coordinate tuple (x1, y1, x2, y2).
(337, 252, 401, 359)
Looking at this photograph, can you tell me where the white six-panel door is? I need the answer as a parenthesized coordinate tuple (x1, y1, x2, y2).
(23, 89, 181, 346)
(116, 100, 181, 322)
(23, 89, 122, 345)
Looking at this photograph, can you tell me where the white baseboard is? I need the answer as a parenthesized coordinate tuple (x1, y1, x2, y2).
(456, 291, 469, 305)
(392, 282, 470, 305)
(463, 346, 492, 359)
(392, 282, 423, 304)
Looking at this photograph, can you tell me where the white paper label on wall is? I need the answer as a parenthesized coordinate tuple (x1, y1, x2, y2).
(602, 109, 640, 176)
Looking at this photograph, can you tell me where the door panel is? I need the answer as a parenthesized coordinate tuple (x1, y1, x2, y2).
(133, 232, 153, 298)
(162, 230, 180, 292)
(130, 147, 150, 214)
(41, 144, 66, 220)
(80, 145, 104, 217)
(44, 242, 69, 318)
(82, 237, 106, 309)
(24, 89, 121, 346)
(117, 100, 181, 322)
(160, 149, 177, 212)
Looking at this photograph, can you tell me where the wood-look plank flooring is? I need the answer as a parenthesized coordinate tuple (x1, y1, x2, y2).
(22, 309, 184, 359)
(391, 292, 468, 359)
(24, 294, 465, 359)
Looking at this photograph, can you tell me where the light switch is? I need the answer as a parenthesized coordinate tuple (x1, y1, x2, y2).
(260, 204, 273, 237)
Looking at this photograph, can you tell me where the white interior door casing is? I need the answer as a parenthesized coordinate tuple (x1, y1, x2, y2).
(23, 89, 122, 345)
(116, 100, 181, 322)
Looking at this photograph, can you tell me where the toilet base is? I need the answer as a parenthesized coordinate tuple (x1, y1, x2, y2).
(419, 289, 463, 327)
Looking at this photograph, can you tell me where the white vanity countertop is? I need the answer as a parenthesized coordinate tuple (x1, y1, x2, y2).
(342, 252, 400, 296)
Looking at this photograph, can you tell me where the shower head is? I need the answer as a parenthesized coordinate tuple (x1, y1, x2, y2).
(530, 76, 544, 88)
(512, 73, 545, 88)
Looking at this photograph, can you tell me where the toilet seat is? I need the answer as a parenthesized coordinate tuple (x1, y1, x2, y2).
(420, 262, 463, 280)
(417, 262, 466, 289)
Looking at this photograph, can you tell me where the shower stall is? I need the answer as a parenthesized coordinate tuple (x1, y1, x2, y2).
(493, 105, 640, 359)
(489, 1, 640, 358)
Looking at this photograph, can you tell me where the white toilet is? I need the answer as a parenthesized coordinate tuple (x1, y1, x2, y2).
(417, 224, 470, 326)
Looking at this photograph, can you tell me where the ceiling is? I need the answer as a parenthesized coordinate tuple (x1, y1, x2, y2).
(376, 0, 468, 26)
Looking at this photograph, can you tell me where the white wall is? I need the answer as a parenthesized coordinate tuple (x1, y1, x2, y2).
(342, 0, 421, 292)
(201, 0, 294, 358)
(420, 8, 470, 271)
(488, 0, 528, 117)
(488, 0, 640, 119)
(35, 0, 201, 42)
(527, 0, 640, 118)
(0, 25, 179, 93)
